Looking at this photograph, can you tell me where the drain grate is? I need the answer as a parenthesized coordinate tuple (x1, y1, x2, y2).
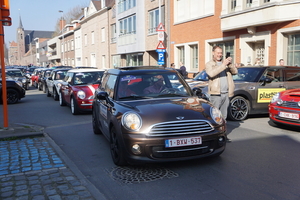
(109, 166, 179, 184)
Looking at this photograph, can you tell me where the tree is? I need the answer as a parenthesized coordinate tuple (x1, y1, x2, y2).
(52, 3, 87, 37)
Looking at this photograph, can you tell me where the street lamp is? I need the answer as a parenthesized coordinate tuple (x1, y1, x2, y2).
(27, 34, 33, 65)
(59, 10, 64, 65)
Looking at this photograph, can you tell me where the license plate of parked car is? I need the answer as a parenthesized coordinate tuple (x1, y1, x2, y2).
(165, 137, 202, 148)
(279, 112, 299, 120)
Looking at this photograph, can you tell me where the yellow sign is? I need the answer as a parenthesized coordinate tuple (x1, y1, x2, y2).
(257, 88, 286, 103)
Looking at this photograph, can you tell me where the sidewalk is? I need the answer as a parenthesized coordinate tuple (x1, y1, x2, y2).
(0, 123, 106, 200)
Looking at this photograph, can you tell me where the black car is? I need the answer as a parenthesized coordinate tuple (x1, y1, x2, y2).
(92, 66, 226, 166)
(192, 66, 300, 121)
(5, 68, 30, 90)
(0, 78, 26, 104)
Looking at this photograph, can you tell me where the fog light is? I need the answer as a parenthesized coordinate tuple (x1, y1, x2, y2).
(218, 136, 225, 146)
(131, 144, 141, 155)
(218, 137, 224, 142)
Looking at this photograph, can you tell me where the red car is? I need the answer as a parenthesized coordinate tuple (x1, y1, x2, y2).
(269, 88, 300, 127)
(59, 69, 105, 115)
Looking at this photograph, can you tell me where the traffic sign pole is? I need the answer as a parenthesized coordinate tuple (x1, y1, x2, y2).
(1, 0, 11, 128)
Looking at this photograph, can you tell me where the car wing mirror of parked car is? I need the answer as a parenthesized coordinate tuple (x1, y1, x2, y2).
(96, 91, 114, 106)
(192, 87, 210, 101)
(48, 77, 53, 80)
(259, 77, 273, 86)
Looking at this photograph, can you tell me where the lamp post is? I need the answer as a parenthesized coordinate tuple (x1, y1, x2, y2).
(59, 10, 64, 65)
(27, 33, 33, 65)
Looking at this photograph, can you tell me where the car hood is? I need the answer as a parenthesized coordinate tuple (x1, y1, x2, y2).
(74, 84, 99, 95)
(119, 97, 215, 123)
(281, 88, 300, 97)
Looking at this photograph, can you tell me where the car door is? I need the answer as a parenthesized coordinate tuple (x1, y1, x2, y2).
(96, 74, 117, 138)
(61, 72, 73, 104)
(254, 68, 286, 112)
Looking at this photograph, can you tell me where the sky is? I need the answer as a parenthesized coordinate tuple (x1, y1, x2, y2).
(4, 0, 90, 45)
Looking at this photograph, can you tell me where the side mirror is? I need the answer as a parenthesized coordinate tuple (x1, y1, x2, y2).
(192, 87, 209, 101)
(48, 77, 53, 80)
(96, 91, 114, 106)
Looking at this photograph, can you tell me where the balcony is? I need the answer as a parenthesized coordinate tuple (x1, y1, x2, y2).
(221, 1, 300, 32)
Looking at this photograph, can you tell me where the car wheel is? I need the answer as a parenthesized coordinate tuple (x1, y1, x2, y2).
(59, 92, 66, 106)
(46, 86, 51, 97)
(38, 83, 42, 91)
(43, 84, 46, 93)
(71, 96, 80, 115)
(228, 96, 250, 121)
(25, 84, 29, 90)
(34, 81, 38, 88)
(110, 127, 127, 166)
(7, 89, 19, 104)
(92, 109, 102, 134)
(53, 88, 59, 101)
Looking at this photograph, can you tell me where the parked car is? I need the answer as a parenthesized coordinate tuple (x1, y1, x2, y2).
(59, 69, 105, 114)
(46, 68, 71, 100)
(30, 68, 45, 88)
(38, 68, 53, 92)
(269, 88, 300, 127)
(92, 66, 226, 166)
(193, 66, 300, 121)
(5, 68, 30, 90)
(0, 78, 26, 104)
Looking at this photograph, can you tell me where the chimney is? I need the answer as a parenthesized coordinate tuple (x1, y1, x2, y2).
(60, 19, 66, 32)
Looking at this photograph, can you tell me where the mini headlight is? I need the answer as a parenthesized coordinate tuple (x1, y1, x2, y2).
(211, 107, 223, 125)
(77, 90, 86, 99)
(22, 79, 26, 83)
(121, 112, 142, 131)
(57, 83, 62, 88)
(271, 92, 280, 103)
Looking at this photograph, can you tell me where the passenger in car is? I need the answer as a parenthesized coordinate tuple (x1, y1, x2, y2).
(118, 79, 136, 98)
(143, 75, 166, 94)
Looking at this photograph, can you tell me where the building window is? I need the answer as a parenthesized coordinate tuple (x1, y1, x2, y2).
(71, 40, 74, 50)
(148, 7, 165, 34)
(190, 45, 198, 71)
(84, 34, 87, 46)
(126, 53, 143, 66)
(246, 0, 253, 8)
(287, 33, 300, 66)
(118, 0, 136, 13)
(119, 15, 136, 36)
(231, 0, 237, 11)
(263, 0, 270, 3)
(111, 24, 117, 43)
(91, 31, 95, 44)
(102, 28, 105, 42)
(178, 46, 185, 65)
(210, 41, 235, 62)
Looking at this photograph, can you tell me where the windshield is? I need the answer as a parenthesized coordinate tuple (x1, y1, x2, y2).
(193, 70, 208, 81)
(74, 71, 104, 85)
(117, 72, 191, 100)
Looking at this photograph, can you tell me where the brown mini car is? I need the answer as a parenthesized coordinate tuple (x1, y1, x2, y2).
(92, 66, 227, 166)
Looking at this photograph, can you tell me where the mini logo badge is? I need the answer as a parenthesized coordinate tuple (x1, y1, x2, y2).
(176, 116, 184, 120)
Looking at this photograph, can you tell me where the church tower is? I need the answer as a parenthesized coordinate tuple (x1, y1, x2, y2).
(16, 16, 25, 65)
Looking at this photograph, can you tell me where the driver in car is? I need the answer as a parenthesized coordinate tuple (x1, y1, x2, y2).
(144, 75, 166, 94)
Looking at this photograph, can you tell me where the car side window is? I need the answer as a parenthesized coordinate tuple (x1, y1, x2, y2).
(104, 74, 117, 98)
(284, 69, 300, 81)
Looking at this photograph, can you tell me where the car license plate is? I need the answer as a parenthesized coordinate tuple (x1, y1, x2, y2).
(279, 112, 299, 120)
(165, 137, 202, 148)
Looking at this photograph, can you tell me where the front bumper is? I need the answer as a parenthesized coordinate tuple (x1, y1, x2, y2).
(269, 105, 300, 127)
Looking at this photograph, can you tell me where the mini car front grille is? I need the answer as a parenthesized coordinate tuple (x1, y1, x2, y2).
(281, 101, 300, 108)
(148, 120, 214, 137)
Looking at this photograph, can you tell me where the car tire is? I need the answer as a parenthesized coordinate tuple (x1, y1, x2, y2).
(34, 81, 38, 88)
(25, 84, 29, 90)
(43, 84, 46, 93)
(110, 127, 127, 166)
(53, 88, 59, 101)
(59, 92, 66, 106)
(46, 86, 51, 97)
(92, 108, 102, 134)
(7, 89, 19, 104)
(38, 83, 42, 91)
(71, 96, 80, 115)
(228, 96, 250, 121)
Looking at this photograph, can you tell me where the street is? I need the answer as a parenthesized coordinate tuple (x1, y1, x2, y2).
(1, 88, 300, 200)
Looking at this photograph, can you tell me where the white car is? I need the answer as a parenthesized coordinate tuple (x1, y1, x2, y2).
(46, 68, 71, 100)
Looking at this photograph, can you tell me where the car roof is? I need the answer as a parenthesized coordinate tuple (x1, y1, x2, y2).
(67, 68, 106, 73)
(5, 68, 22, 71)
(52, 68, 72, 72)
(106, 66, 176, 75)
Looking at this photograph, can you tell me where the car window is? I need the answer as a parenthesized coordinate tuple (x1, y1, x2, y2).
(283, 69, 300, 81)
(105, 75, 117, 98)
(193, 70, 208, 81)
(233, 68, 262, 82)
(261, 69, 282, 82)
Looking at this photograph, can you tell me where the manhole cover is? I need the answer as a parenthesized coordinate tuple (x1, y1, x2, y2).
(109, 166, 179, 184)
